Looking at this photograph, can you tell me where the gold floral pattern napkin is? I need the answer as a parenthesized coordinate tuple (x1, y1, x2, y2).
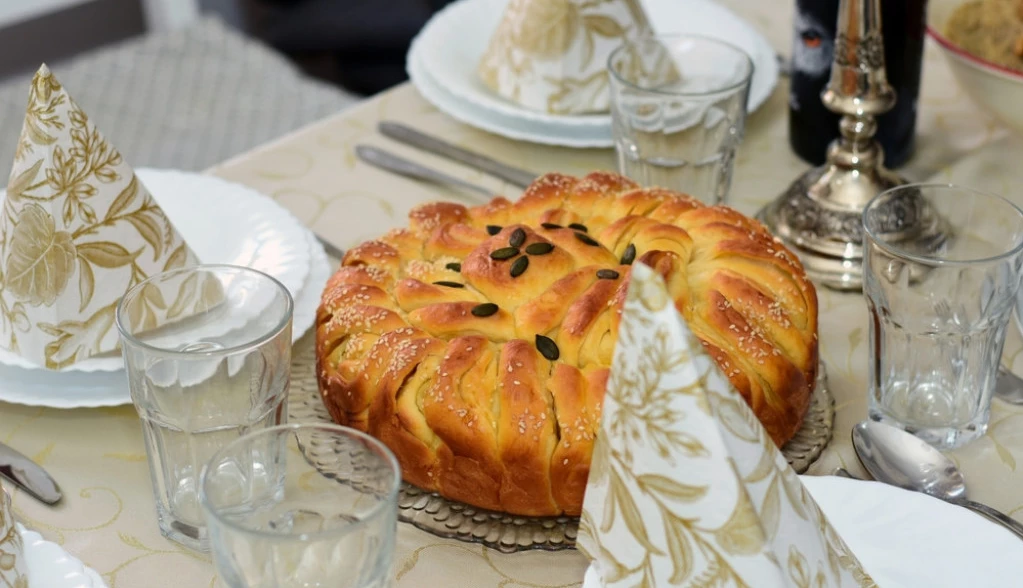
(478, 0, 651, 114)
(0, 65, 201, 369)
(577, 263, 875, 588)
(0, 484, 27, 588)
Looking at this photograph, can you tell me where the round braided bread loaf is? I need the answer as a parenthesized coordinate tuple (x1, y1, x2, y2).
(316, 171, 818, 517)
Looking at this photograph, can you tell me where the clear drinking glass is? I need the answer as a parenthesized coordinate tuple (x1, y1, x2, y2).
(116, 265, 293, 551)
(608, 34, 753, 205)
(863, 184, 1023, 450)
(200, 424, 400, 588)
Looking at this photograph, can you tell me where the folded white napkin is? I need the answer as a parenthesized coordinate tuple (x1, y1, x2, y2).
(478, 0, 653, 114)
(0, 64, 201, 369)
(577, 262, 875, 587)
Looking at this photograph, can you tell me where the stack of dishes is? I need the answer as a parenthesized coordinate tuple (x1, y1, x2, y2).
(0, 169, 331, 408)
(406, 0, 780, 147)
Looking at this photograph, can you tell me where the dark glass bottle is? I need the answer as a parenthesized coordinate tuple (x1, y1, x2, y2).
(788, 0, 927, 169)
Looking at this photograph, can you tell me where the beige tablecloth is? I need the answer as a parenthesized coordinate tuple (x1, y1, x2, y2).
(4, 2, 1023, 586)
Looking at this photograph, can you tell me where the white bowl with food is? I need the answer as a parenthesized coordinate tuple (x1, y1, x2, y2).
(928, 0, 1023, 133)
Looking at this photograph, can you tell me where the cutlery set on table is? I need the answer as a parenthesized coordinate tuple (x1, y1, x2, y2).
(358, 121, 538, 198)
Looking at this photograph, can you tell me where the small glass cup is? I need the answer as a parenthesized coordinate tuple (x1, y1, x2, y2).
(116, 265, 293, 551)
(863, 184, 1023, 450)
(608, 34, 753, 205)
(200, 424, 401, 588)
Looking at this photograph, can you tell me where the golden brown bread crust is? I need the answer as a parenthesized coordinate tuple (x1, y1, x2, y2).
(316, 171, 818, 516)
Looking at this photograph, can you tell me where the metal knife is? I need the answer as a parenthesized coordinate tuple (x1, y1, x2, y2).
(355, 145, 493, 202)
(378, 121, 538, 189)
(313, 234, 345, 260)
(0, 441, 62, 505)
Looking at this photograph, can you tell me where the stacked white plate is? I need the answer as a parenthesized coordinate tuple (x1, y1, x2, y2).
(0, 169, 332, 408)
(407, 0, 780, 148)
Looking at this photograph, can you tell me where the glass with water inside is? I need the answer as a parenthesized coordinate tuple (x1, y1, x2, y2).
(200, 424, 400, 588)
(863, 185, 1023, 450)
(116, 265, 293, 550)
(608, 34, 753, 205)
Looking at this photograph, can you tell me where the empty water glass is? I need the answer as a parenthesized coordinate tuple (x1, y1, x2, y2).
(116, 265, 293, 551)
(608, 34, 753, 205)
(200, 424, 400, 588)
(863, 184, 1023, 450)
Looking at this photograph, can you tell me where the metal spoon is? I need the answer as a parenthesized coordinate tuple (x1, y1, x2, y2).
(0, 441, 61, 505)
(852, 420, 1023, 540)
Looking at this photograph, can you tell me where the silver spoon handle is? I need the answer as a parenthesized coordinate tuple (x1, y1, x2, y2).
(953, 498, 1023, 540)
(835, 466, 1023, 540)
(355, 145, 492, 202)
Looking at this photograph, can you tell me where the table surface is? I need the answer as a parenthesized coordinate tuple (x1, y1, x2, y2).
(6, 2, 1023, 586)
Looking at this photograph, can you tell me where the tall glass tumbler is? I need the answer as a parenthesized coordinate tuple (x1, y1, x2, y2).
(608, 34, 753, 205)
(116, 265, 294, 550)
(200, 424, 400, 588)
(863, 185, 1023, 450)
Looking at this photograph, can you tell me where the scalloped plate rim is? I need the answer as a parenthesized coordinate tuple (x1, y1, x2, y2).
(0, 229, 331, 408)
(0, 168, 312, 373)
(410, 0, 779, 134)
(16, 523, 108, 588)
(408, 38, 615, 148)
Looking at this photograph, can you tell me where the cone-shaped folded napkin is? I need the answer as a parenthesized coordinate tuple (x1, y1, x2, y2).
(577, 263, 875, 587)
(0, 64, 201, 370)
(478, 0, 652, 114)
(1, 483, 27, 587)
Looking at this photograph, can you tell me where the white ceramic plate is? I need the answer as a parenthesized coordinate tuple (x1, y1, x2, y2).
(409, 43, 615, 147)
(0, 168, 312, 373)
(806, 476, 1023, 586)
(17, 524, 108, 588)
(409, 0, 779, 147)
(0, 229, 331, 408)
(584, 475, 1023, 587)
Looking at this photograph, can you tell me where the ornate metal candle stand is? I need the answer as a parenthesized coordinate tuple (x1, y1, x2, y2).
(757, 0, 948, 291)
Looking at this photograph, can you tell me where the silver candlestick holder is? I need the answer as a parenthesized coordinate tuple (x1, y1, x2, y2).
(757, 0, 947, 291)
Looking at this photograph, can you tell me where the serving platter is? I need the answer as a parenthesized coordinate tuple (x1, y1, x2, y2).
(291, 341, 834, 553)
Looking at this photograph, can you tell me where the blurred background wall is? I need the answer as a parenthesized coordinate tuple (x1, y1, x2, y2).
(0, 0, 455, 96)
